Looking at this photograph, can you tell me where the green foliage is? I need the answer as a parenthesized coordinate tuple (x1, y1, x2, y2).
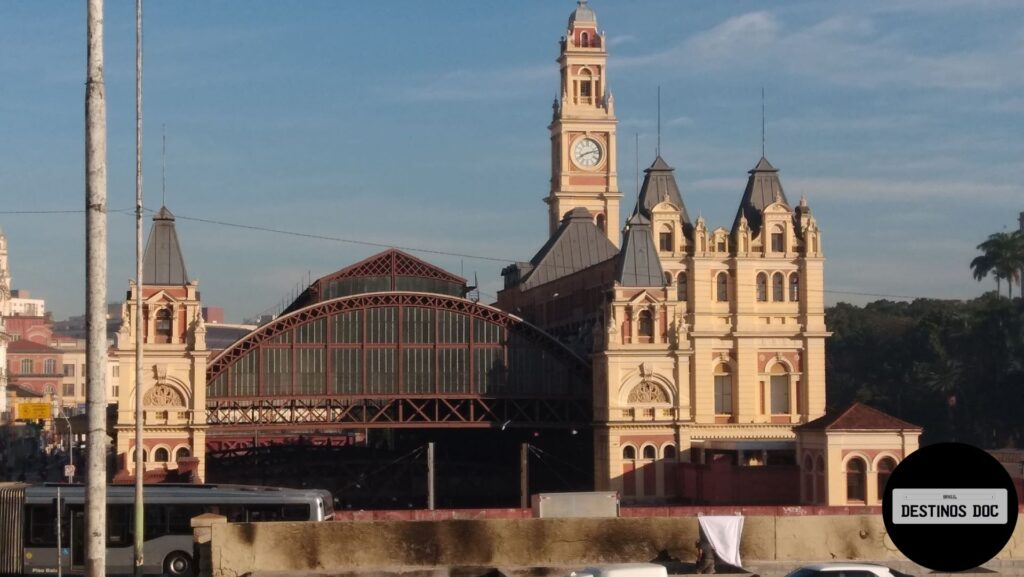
(826, 295, 1024, 448)
(970, 230, 1024, 298)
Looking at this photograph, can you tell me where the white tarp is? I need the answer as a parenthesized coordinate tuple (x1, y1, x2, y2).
(698, 515, 744, 568)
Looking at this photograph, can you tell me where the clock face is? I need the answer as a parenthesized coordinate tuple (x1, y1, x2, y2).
(573, 137, 603, 168)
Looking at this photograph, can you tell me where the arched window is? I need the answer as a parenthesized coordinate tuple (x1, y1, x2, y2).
(175, 447, 191, 462)
(637, 310, 654, 341)
(623, 445, 636, 460)
(815, 455, 826, 504)
(877, 457, 896, 498)
(664, 272, 673, 287)
(716, 236, 727, 253)
(772, 272, 785, 302)
(154, 447, 169, 463)
(770, 363, 790, 414)
(663, 445, 676, 459)
(155, 308, 172, 343)
(579, 68, 593, 102)
(132, 449, 148, 463)
(677, 272, 688, 302)
(596, 213, 606, 232)
(789, 273, 800, 302)
(756, 273, 768, 302)
(20, 359, 32, 374)
(771, 226, 785, 253)
(714, 363, 733, 415)
(846, 458, 867, 502)
(580, 31, 590, 47)
(716, 272, 729, 302)
(642, 445, 657, 460)
(659, 225, 674, 252)
(44, 359, 56, 374)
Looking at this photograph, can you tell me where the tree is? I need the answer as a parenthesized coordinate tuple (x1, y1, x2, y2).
(970, 231, 1024, 299)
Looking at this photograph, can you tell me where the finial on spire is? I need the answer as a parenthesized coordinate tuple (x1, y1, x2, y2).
(161, 124, 167, 207)
(761, 86, 766, 158)
(800, 194, 808, 208)
(657, 85, 662, 157)
(774, 188, 781, 204)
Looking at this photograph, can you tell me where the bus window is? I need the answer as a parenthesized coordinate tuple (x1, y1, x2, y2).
(107, 505, 131, 547)
(168, 505, 203, 534)
(246, 504, 310, 522)
(144, 505, 168, 539)
(26, 505, 56, 546)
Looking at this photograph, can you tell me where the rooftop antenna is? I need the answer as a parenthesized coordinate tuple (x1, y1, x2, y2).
(761, 86, 766, 158)
(161, 123, 167, 206)
(657, 85, 662, 157)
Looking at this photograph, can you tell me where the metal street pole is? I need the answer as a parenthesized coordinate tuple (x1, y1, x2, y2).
(520, 443, 529, 510)
(133, 1, 146, 576)
(85, 0, 109, 575)
(426, 442, 435, 510)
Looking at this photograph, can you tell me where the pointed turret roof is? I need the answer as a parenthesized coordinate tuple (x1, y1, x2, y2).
(731, 156, 790, 237)
(142, 206, 189, 285)
(519, 207, 617, 290)
(633, 156, 692, 234)
(615, 213, 665, 287)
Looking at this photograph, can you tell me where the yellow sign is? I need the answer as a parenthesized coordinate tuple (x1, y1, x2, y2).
(16, 403, 51, 421)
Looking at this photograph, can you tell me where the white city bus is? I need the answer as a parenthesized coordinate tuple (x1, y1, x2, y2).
(0, 483, 333, 576)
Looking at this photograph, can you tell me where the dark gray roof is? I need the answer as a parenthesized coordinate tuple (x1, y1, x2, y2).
(569, 0, 596, 26)
(142, 206, 189, 285)
(731, 156, 790, 237)
(615, 213, 665, 287)
(520, 207, 617, 290)
(633, 155, 692, 235)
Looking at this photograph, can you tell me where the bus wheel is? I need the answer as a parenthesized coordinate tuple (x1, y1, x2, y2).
(164, 551, 193, 577)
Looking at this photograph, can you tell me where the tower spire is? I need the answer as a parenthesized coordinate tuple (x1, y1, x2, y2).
(657, 85, 662, 157)
(161, 124, 167, 206)
(761, 86, 766, 158)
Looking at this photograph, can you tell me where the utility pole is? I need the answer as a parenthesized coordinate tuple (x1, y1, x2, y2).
(133, 1, 146, 576)
(85, 0, 108, 576)
(426, 442, 435, 510)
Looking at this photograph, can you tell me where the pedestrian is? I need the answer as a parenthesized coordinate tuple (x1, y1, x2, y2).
(695, 535, 716, 574)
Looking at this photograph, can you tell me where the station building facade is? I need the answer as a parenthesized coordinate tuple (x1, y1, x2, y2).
(498, 0, 920, 506)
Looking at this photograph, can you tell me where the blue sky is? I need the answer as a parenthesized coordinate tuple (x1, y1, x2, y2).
(1, 1, 1022, 322)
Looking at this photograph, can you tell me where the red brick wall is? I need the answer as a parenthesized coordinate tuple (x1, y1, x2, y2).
(677, 461, 801, 505)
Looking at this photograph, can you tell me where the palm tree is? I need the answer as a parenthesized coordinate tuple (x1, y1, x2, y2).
(970, 231, 1024, 299)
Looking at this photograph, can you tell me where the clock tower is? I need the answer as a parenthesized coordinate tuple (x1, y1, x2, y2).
(546, 0, 622, 246)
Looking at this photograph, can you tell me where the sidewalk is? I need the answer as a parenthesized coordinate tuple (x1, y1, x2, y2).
(246, 559, 1024, 577)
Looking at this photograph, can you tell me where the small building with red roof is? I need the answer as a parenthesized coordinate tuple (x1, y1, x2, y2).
(795, 402, 922, 506)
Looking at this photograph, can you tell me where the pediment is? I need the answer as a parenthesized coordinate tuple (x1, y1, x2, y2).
(627, 290, 659, 306)
(144, 290, 180, 306)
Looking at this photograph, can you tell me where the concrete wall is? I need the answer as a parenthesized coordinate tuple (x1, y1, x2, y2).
(210, 514, 1024, 576)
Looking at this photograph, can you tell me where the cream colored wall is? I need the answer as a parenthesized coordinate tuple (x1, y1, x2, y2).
(807, 430, 922, 506)
(114, 280, 207, 481)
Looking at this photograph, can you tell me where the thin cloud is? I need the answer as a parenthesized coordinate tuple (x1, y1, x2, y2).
(617, 10, 1024, 91)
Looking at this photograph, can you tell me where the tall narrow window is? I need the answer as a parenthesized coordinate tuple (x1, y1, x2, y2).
(771, 227, 785, 252)
(677, 272, 688, 302)
(664, 272, 673, 287)
(772, 272, 785, 302)
(596, 213, 606, 232)
(637, 310, 654, 341)
(846, 458, 867, 502)
(660, 225, 673, 252)
(770, 364, 790, 414)
(716, 272, 729, 302)
(789, 273, 800, 302)
(756, 273, 768, 302)
(20, 359, 32, 374)
(44, 359, 56, 374)
(579, 69, 593, 102)
(155, 309, 172, 343)
(877, 457, 896, 499)
(714, 364, 733, 415)
(580, 31, 589, 47)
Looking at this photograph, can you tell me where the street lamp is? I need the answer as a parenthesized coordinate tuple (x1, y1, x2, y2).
(51, 401, 73, 483)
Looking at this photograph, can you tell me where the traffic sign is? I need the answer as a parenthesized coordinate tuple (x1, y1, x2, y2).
(16, 403, 51, 421)
(64, 465, 76, 479)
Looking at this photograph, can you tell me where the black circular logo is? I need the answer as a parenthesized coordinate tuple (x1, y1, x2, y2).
(882, 443, 1018, 572)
